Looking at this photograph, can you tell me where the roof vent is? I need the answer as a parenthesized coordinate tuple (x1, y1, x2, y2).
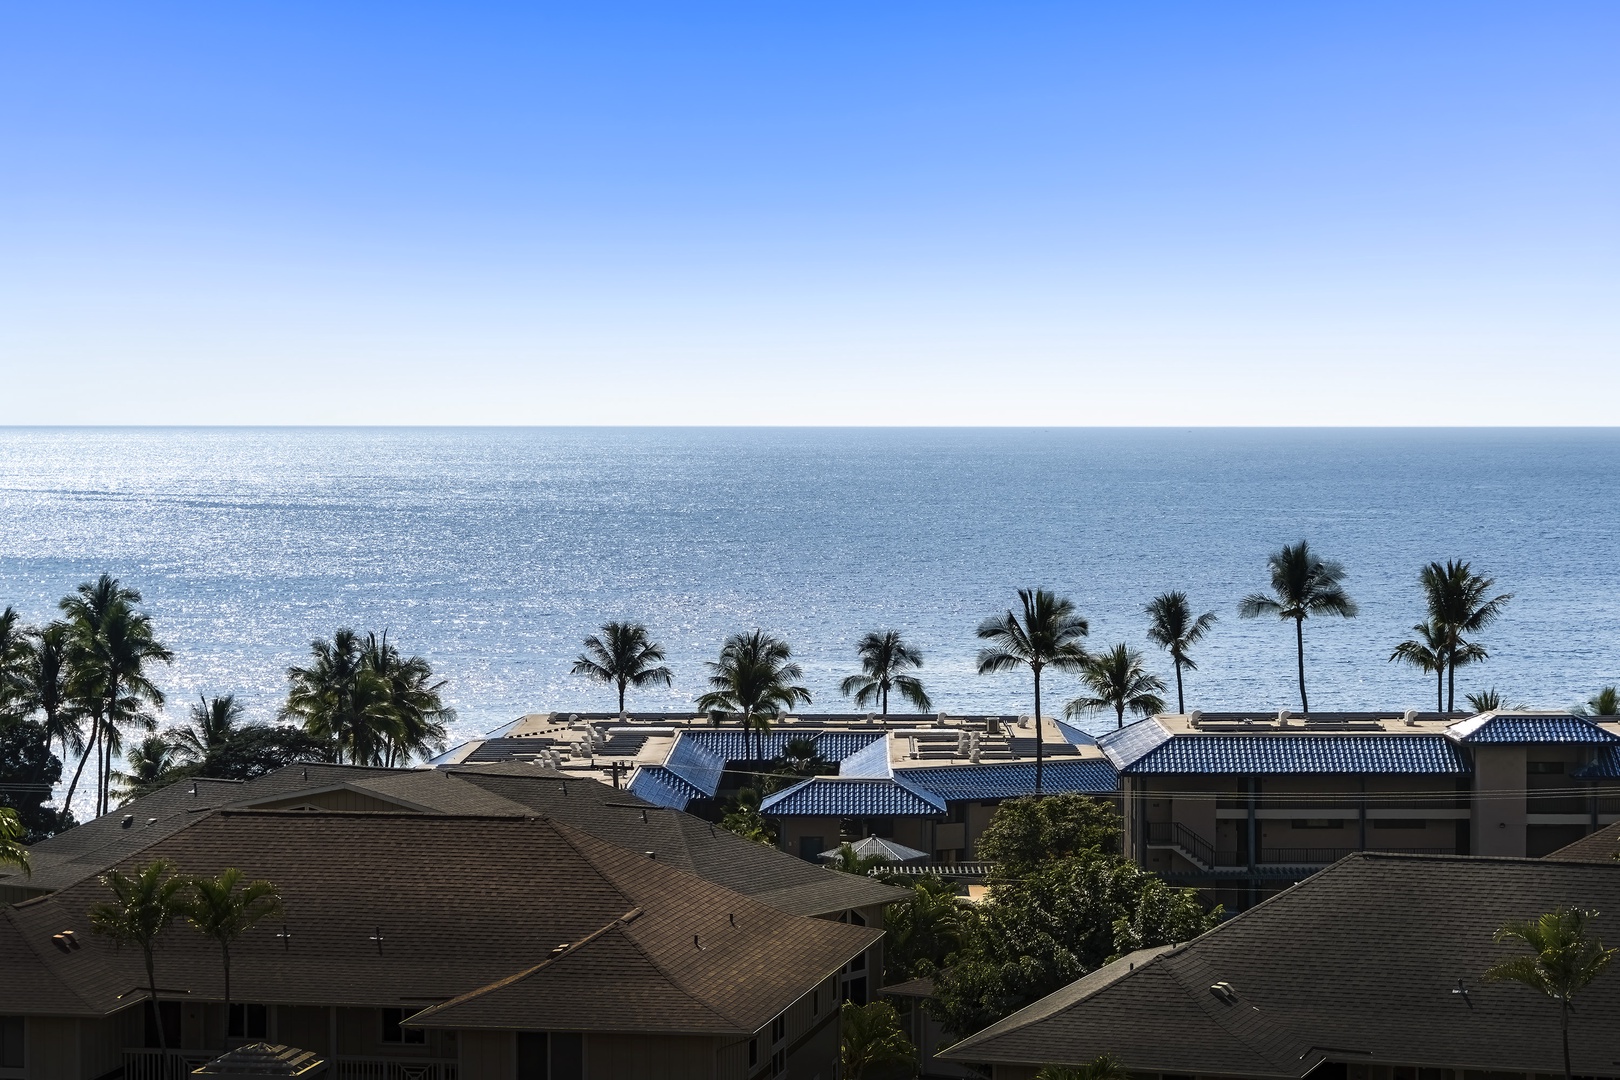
(644, 851, 656, 859)
(121, 814, 134, 829)
(550, 943, 570, 956)
(1403, 709, 1420, 726)
(59, 929, 79, 948)
(146, 818, 157, 827)
(1209, 981, 1238, 1005)
(1188, 711, 1202, 728)
(1276, 708, 1291, 727)
(694, 934, 704, 950)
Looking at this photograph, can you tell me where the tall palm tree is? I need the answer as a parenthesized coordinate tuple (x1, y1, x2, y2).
(17, 622, 85, 769)
(186, 868, 284, 1017)
(1238, 541, 1358, 714)
(1143, 592, 1217, 714)
(0, 606, 30, 717)
(1418, 560, 1513, 713)
(977, 589, 1090, 797)
(1390, 621, 1447, 713)
(840, 630, 931, 717)
(363, 632, 456, 766)
(0, 807, 28, 877)
(570, 622, 674, 716)
(60, 575, 173, 817)
(695, 630, 812, 764)
(112, 735, 188, 802)
(1483, 908, 1614, 1080)
(1066, 644, 1167, 730)
(282, 629, 389, 765)
(89, 860, 190, 1056)
(172, 694, 243, 763)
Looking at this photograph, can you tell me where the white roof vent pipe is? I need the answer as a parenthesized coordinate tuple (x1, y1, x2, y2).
(1403, 709, 1420, 726)
(1188, 710, 1202, 729)
(1276, 708, 1291, 727)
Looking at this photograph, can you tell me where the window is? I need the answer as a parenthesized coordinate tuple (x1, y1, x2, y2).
(516, 1032, 582, 1080)
(1373, 819, 1426, 830)
(748, 1038, 758, 1068)
(1528, 761, 1565, 775)
(380, 1008, 426, 1045)
(1289, 819, 1345, 830)
(0, 1016, 21, 1069)
(771, 1048, 786, 1076)
(772, 1014, 786, 1043)
(798, 836, 824, 861)
(812, 989, 819, 1015)
(229, 1003, 268, 1039)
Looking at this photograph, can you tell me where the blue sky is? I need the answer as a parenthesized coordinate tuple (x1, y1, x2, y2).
(2, 3, 1615, 424)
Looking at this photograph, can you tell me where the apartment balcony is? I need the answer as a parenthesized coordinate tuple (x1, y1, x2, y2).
(124, 1049, 460, 1080)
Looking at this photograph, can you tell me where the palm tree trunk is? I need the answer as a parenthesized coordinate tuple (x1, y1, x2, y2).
(1294, 616, 1309, 714)
(1032, 666, 1044, 799)
(1447, 659, 1457, 714)
(1116, 702, 1125, 729)
(1562, 999, 1571, 1080)
(1436, 667, 1444, 713)
(63, 718, 101, 818)
(147, 952, 167, 1056)
(881, 684, 888, 716)
(618, 680, 626, 717)
(222, 945, 232, 1019)
(1174, 659, 1185, 714)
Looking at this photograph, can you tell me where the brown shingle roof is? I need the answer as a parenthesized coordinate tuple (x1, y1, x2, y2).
(0, 810, 877, 1035)
(1545, 821, 1620, 863)
(943, 854, 1620, 1077)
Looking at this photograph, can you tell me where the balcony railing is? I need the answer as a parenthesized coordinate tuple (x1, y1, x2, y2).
(124, 1051, 458, 1080)
(1146, 821, 1217, 869)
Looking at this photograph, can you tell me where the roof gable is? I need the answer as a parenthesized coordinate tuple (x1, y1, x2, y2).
(1446, 711, 1619, 745)
(759, 777, 946, 817)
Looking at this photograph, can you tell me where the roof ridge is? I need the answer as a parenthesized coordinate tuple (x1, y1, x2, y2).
(606, 905, 758, 1032)
(405, 908, 646, 1022)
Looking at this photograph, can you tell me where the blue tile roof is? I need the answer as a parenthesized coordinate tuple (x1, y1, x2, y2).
(1573, 747, 1620, 779)
(626, 765, 711, 810)
(1446, 713, 1619, 745)
(676, 729, 884, 766)
(1096, 718, 1174, 769)
(1110, 734, 1472, 775)
(896, 759, 1118, 801)
(760, 777, 946, 817)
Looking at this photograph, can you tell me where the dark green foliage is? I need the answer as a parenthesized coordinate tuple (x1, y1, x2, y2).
(883, 875, 971, 982)
(976, 793, 1121, 878)
(977, 589, 1090, 796)
(1239, 540, 1358, 713)
(927, 851, 1218, 1038)
(840, 1000, 917, 1080)
(0, 720, 68, 841)
(192, 723, 333, 780)
(718, 787, 776, 845)
(571, 622, 673, 715)
(841, 630, 931, 716)
(1035, 1054, 1131, 1080)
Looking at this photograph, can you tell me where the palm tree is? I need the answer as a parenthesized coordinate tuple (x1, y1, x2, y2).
(1390, 621, 1446, 713)
(1466, 688, 1524, 714)
(0, 606, 30, 716)
(60, 575, 173, 817)
(172, 694, 244, 763)
(17, 622, 85, 771)
(840, 630, 932, 717)
(1066, 644, 1167, 730)
(1579, 687, 1620, 717)
(840, 1000, 916, 1080)
(1238, 541, 1358, 714)
(112, 735, 188, 802)
(89, 859, 191, 1056)
(1143, 592, 1217, 714)
(571, 622, 674, 717)
(695, 630, 811, 764)
(282, 629, 388, 765)
(1418, 560, 1513, 713)
(0, 807, 28, 877)
(1482, 908, 1615, 1080)
(977, 589, 1089, 797)
(1035, 1055, 1132, 1080)
(826, 843, 891, 876)
(186, 868, 284, 1017)
(362, 633, 456, 766)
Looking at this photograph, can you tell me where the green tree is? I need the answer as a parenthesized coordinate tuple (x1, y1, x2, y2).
(977, 589, 1090, 797)
(1390, 621, 1447, 713)
(1143, 592, 1216, 714)
(192, 724, 333, 780)
(186, 868, 284, 1016)
(89, 860, 190, 1056)
(1578, 687, 1620, 717)
(362, 632, 455, 766)
(282, 628, 448, 766)
(718, 787, 777, 845)
(112, 735, 189, 803)
(571, 622, 674, 716)
(1238, 541, 1357, 714)
(172, 694, 243, 761)
(840, 1000, 917, 1080)
(928, 851, 1217, 1037)
(1466, 687, 1524, 713)
(60, 575, 173, 817)
(840, 630, 932, 717)
(883, 876, 971, 982)
(975, 793, 1121, 879)
(1035, 1054, 1131, 1080)
(0, 807, 28, 877)
(1482, 908, 1614, 1080)
(0, 606, 30, 716)
(826, 843, 890, 876)
(695, 630, 811, 765)
(1066, 644, 1166, 731)
(0, 720, 67, 839)
(1419, 560, 1512, 713)
(17, 622, 85, 771)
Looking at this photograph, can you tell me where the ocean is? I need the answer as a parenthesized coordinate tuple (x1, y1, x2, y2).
(2, 427, 1617, 801)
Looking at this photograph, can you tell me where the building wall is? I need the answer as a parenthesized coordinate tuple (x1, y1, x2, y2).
(458, 1029, 515, 1076)
(585, 1033, 715, 1080)
(275, 1005, 332, 1056)
(1473, 746, 1527, 856)
(20, 1017, 77, 1080)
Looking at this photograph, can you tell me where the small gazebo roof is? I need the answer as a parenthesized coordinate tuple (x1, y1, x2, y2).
(191, 1043, 326, 1076)
(818, 835, 930, 863)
